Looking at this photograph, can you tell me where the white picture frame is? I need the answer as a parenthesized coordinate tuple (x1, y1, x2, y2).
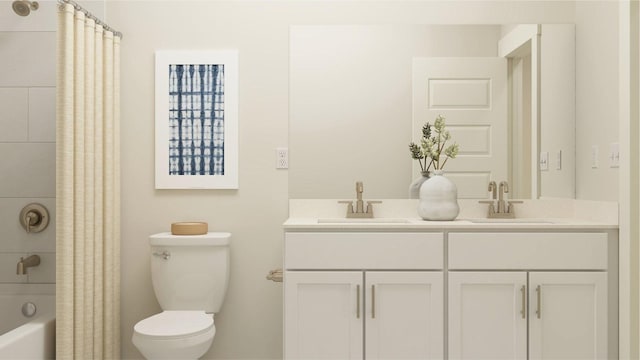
(155, 50, 238, 189)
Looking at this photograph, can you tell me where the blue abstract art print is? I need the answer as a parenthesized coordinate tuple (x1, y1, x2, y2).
(155, 50, 238, 189)
(168, 64, 225, 176)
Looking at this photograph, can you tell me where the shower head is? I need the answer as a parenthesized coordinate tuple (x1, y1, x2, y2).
(12, 0, 39, 17)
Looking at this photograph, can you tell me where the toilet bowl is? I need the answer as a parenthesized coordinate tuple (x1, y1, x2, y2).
(132, 311, 215, 360)
(132, 232, 230, 359)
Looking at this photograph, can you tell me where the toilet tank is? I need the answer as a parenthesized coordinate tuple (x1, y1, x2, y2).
(149, 232, 230, 313)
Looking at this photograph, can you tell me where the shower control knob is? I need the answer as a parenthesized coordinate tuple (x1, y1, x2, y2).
(19, 203, 50, 233)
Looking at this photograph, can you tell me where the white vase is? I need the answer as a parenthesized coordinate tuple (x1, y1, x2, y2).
(417, 170, 460, 221)
(408, 170, 430, 199)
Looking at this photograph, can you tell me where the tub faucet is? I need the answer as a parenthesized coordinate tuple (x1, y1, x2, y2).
(16, 255, 40, 275)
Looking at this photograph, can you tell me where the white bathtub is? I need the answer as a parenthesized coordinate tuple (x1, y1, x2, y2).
(0, 284, 55, 360)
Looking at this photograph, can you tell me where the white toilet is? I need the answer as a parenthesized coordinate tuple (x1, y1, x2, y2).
(132, 232, 231, 359)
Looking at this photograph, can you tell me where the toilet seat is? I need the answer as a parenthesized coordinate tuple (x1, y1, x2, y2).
(134, 311, 214, 340)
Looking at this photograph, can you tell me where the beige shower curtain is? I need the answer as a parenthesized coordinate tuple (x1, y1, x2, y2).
(56, 3, 120, 359)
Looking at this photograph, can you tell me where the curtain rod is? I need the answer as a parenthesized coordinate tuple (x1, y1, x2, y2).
(58, 0, 123, 39)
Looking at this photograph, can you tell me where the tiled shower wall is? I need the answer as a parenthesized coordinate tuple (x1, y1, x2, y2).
(0, 27, 56, 284)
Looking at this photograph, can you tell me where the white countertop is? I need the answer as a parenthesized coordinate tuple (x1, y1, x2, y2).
(283, 217, 618, 230)
(285, 199, 619, 231)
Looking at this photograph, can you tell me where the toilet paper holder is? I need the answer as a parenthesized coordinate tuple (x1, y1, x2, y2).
(266, 268, 283, 283)
(153, 251, 171, 260)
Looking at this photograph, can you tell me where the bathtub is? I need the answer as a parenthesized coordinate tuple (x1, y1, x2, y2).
(0, 284, 55, 359)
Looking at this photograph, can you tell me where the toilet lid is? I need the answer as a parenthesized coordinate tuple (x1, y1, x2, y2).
(134, 311, 214, 339)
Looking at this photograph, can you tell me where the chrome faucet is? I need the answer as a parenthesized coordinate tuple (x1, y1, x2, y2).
(339, 181, 381, 218)
(479, 180, 522, 218)
(16, 255, 40, 275)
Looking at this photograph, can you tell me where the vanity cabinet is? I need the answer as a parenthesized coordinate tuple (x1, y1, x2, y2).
(365, 271, 443, 360)
(448, 272, 528, 359)
(284, 271, 363, 360)
(448, 271, 607, 360)
(284, 229, 615, 360)
(284, 271, 444, 360)
(448, 232, 609, 360)
(528, 272, 607, 360)
(284, 232, 445, 360)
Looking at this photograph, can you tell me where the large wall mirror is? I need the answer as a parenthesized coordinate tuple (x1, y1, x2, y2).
(289, 24, 575, 200)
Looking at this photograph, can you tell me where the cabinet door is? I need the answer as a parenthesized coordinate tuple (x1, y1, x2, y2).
(448, 272, 527, 360)
(529, 272, 607, 360)
(365, 271, 443, 360)
(284, 271, 363, 360)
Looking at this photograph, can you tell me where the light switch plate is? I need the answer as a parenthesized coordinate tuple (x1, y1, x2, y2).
(591, 145, 599, 168)
(539, 152, 549, 171)
(610, 142, 620, 168)
(556, 150, 562, 170)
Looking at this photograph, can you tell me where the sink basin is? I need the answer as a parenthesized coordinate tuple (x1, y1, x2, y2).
(317, 218, 411, 224)
(464, 218, 556, 224)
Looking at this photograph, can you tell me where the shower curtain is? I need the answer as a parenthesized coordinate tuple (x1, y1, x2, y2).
(56, 3, 120, 359)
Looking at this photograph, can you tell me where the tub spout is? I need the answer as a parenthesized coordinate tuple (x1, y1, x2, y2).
(16, 255, 40, 275)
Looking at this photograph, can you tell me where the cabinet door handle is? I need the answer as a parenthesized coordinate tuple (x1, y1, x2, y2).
(520, 285, 526, 319)
(371, 285, 376, 319)
(536, 285, 541, 319)
(356, 284, 361, 319)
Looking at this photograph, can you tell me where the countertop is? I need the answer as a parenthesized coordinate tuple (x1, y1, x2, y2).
(283, 217, 618, 231)
(285, 199, 619, 231)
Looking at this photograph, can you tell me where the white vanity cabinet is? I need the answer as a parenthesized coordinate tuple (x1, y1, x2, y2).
(448, 232, 609, 360)
(364, 271, 443, 360)
(528, 272, 607, 360)
(284, 232, 445, 360)
(285, 271, 444, 360)
(284, 271, 363, 360)
(283, 228, 616, 360)
(448, 271, 528, 359)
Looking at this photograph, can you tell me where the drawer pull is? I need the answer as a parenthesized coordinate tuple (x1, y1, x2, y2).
(356, 285, 361, 319)
(371, 285, 376, 319)
(536, 285, 542, 319)
(520, 285, 526, 319)
(152, 251, 171, 260)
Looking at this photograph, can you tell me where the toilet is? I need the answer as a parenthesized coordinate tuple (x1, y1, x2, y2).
(132, 232, 231, 359)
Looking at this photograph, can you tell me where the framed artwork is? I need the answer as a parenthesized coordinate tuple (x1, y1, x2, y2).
(155, 50, 238, 189)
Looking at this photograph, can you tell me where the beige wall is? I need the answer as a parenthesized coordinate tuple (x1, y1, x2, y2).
(289, 25, 501, 199)
(107, 1, 599, 359)
(540, 24, 576, 198)
(575, 1, 620, 201)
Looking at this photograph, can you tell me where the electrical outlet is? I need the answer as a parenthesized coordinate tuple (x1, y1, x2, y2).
(539, 152, 549, 171)
(276, 147, 288, 169)
(591, 145, 599, 168)
(610, 142, 620, 168)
